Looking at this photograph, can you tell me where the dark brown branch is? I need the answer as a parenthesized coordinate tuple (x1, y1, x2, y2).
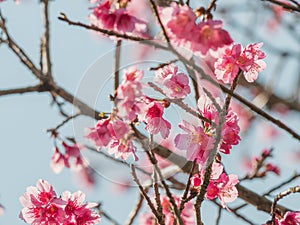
(0, 84, 47, 97)
(114, 40, 121, 92)
(40, 0, 53, 78)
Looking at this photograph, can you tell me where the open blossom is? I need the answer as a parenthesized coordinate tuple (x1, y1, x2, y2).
(19, 179, 100, 225)
(155, 64, 191, 99)
(86, 116, 138, 161)
(159, 3, 232, 54)
(139, 195, 194, 225)
(85, 118, 112, 148)
(50, 142, 86, 174)
(19, 179, 65, 225)
(143, 101, 171, 139)
(276, 211, 300, 225)
(214, 42, 266, 84)
(191, 20, 233, 55)
(191, 162, 239, 209)
(198, 95, 241, 154)
(61, 191, 100, 225)
(174, 120, 215, 166)
(90, 1, 148, 37)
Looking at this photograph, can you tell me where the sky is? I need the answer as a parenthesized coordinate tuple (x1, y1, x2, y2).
(0, 1, 300, 225)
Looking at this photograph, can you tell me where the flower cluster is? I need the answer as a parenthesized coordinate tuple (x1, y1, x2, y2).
(50, 142, 85, 174)
(191, 162, 239, 209)
(214, 42, 266, 84)
(198, 95, 241, 154)
(90, 1, 148, 37)
(19, 179, 100, 225)
(175, 95, 240, 166)
(159, 2, 233, 55)
(86, 116, 138, 161)
(139, 195, 194, 225)
(275, 211, 300, 225)
(154, 64, 191, 99)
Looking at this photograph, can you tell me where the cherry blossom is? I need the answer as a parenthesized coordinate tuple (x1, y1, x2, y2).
(50, 147, 69, 174)
(19, 179, 65, 225)
(155, 64, 191, 99)
(61, 191, 100, 225)
(276, 211, 300, 225)
(85, 118, 112, 148)
(144, 102, 171, 139)
(90, 1, 148, 37)
(191, 162, 239, 209)
(19, 180, 100, 225)
(214, 42, 266, 84)
(174, 120, 215, 166)
(198, 95, 241, 154)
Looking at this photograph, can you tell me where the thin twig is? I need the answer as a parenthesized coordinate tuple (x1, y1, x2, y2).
(124, 192, 146, 225)
(0, 84, 47, 97)
(271, 186, 300, 224)
(215, 207, 222, 225)
(46, 113, 81, 134)
(114, 40, 122, 92)
(179, 160, 196, 212)
(131, 165, 161, 222)
(148, 0, 170, 44)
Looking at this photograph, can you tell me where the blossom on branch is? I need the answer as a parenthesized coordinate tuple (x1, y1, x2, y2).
(191, 162, 239, 209)
(214, 42, 266, 84)
(19, 179, 100, 225)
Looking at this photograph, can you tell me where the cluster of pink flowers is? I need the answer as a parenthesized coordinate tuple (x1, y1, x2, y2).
(139, 195, 194, 225)
(275, 211, 300, 225)
(198, 95, 241, 154)
(86, 115, 138, 160)
(214, 42, 266, 84)
(50, 142, 85, 174)
(175, 95, 240, 166)
(159, 2, 233, 55)
(191, 162, 239, 208)
(154, 64, 191, 99)
(19, 179, 100, 225)
(90, 1, 148, 37)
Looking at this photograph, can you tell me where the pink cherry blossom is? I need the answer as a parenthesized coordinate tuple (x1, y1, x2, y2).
(19, 180, 100, 225)
(85, 118, 112, 148)
(50, 147, 69, 174)
(90, 1, 148, 38)
(191, 174, 202, 187)
(192, 20, 233, 55)
(159, 2, 196, 46)
(61, 191, 100, 225)
(164, 71, 191, 99)
(116, 67, 144, 121)
(19, 179, 65, 225)
(214, 43, 242, 84)
(216, 173, 239, 208)
(276, 211, 300, 225)
(174, 120, 215, 166)
(197, 95, 241, 154)
(214, 42, 266, 84)
(144, 102, 171, 138)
